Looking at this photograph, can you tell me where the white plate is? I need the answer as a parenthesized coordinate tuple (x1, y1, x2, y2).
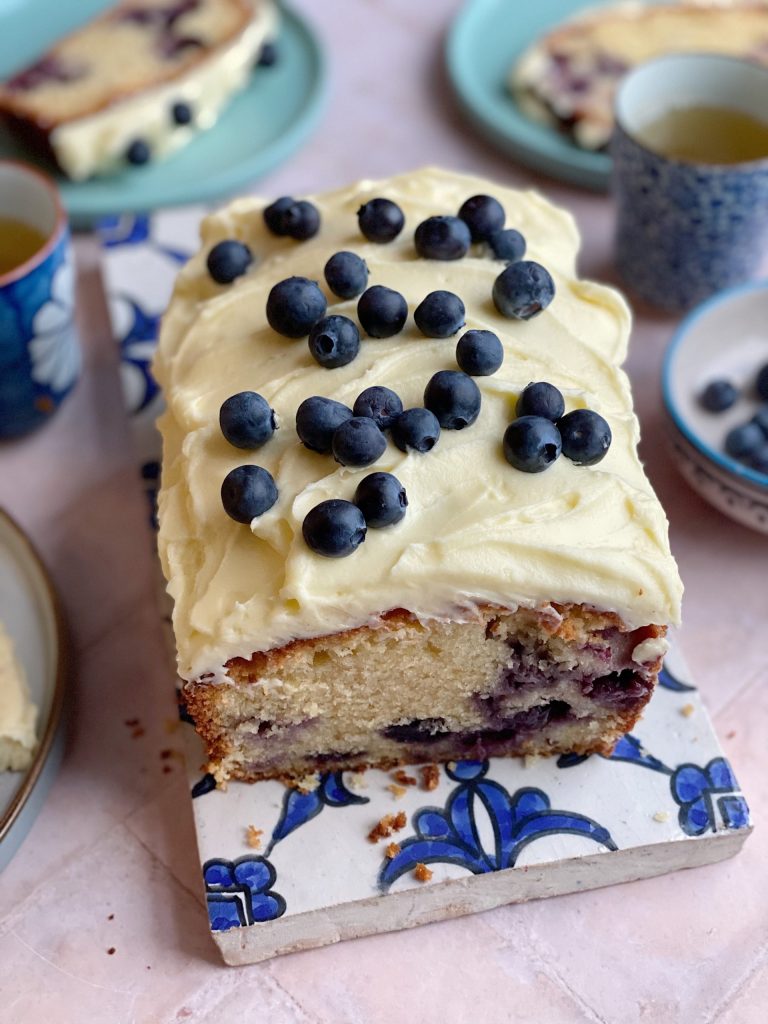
(0, 509, 67, 871)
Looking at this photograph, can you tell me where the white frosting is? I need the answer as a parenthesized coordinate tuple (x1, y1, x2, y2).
(0, 621, 37, 767)
(154, 168, 684, 681)
(632, 636, 670, 665)
(50, 1, 276, 181)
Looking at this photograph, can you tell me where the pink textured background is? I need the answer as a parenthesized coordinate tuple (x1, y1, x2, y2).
(0, 2, 766, 1020)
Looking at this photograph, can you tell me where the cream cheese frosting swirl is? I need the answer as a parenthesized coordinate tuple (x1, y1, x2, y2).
(154, 167, 683, 680)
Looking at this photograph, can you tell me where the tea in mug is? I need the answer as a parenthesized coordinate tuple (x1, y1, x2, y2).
(638, 105, 768, 164)
(0, 216, 47, 276)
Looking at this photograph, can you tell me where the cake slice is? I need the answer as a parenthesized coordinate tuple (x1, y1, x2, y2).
(0, 0, 277, 181)
(511, 1, 768, 151)
(154, 167, 683, 784)
(0, 621, 38, 772)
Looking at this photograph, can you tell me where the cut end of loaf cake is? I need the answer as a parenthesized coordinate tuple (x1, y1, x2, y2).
(181, 603, 667, 784)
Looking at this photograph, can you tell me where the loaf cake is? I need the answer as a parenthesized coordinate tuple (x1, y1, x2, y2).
(0, 0, 277, 181)
(511, 1, 768, 151)
(154, 167, 683, 785)
(0, 621, 38, 772)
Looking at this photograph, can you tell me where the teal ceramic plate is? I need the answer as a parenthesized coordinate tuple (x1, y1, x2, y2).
(0, 1, 326, 225)
(446, 0, 665, 190)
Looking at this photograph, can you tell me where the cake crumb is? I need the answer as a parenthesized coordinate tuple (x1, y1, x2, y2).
(394, 810, 406, 830)
(107, 914, 114, 921)
(162, 764, 172, 774)
(653, 811, 670, 823)
(680, 703, 695, 718)
(368, 811, 407, 842)
(414, 863, 433, 883)
(124, 718, 140, 728)
(245, 825, 263, 850)
(131, 726, 145, 740)
(387, 784, 407, 799)
(420, 765, 439, 791)
(392, 770, 417, 786)
(385, 842, 400, 859)
(107, 947, 116, 956)
(348, 771, 368, 790)
(294, 774, 320, 794)
(726, 730, 736, 740)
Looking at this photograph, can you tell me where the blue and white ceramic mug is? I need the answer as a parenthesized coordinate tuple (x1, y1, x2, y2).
(612, 55, 768, 313)
(0, 161, 80, 439)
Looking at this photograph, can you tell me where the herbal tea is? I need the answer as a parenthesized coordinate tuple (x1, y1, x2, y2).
(0, 216, 47, 276)
(638, 105, 768, 164)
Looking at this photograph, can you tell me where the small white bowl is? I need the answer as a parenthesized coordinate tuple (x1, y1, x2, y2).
(662, 279, 768, 534)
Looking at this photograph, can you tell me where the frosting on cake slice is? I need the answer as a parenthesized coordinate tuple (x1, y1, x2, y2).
(0, 0, 277, 180)
(0, 621, 38, 773)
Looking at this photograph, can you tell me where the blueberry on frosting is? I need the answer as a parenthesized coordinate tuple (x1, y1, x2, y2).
(266, 277, 327, 337)
(303, 499, 367, 557)
(207, 240, 253, 284)
(503, 417, 562, 473)
(357, 285, 408, 338)
(354, 472, 407, 527)
(488, 228, 527, 264)
(171, 100, 193, 125)
(458, 194, 505, 242)
(257, 41, 278, 67)
(391, 408, 440, 453)
(414, 216, 471, 260)
(516, 382, 565, 422)
(332, 417, 387, 467)
(263, 196, 296, 236)
(456, 330, 504, 376)
(126, 138, 151, 165)
(424, 370, 481, 430)
(324, 251, 368, 299)
(493, 260, 555, 320)
(353, 386, 403, 430)
(414, 290, 466, 338)
(219, 391, 276, 449)
(558, 409, 612, 465)
(221, 465, 278, 523)
(296, 396, 353, 454)
(357, 199, 405, 243)
(283, 200, 321, 241)
(308, 315, 360, 369)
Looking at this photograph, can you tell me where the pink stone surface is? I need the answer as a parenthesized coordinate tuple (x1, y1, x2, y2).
(0, 1, 766, 1020)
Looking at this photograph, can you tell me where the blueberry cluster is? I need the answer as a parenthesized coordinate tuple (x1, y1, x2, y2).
(218, 391, 279, 523)
(503, 382, 612, 473)
(303, 472, 408, 558)
(263, 196, 321, 241)
(699, 362, 768, 476)
(124, 100, 197, 167)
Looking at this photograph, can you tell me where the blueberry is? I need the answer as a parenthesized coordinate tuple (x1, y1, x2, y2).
(266, 277, 327, 337)
(414, 216, 471, 260)
(423, 370, 481, 430)
(302, 499, 367, 557)
(391, 408, 441, 453)
(493, 260, 555, 320)
(757, 363, 768, 400)
(219, 391, 276, 449)
(488, 228, 527, 263)
(699, 379, 738, 413)
(357, 285, 408, 338)
(458, 194, 505, 242)
(296, 396, 353, 453)
(752, 404, 768, 437)
(455, 330, 503, 376)
(413, 290, 465, 339)
(353, 386, 403, 430)
(283, 200, 321, 241)
(516, 382, 565, 422)
(257, 41, 278, 66)
(308, 315, 360, 369)
(357, 199, 405, 243)
(558, 409, 612, 465)
(324, 251, 368, 299)
(354, 472, 407, 527)
(749, 444, 768, 475)
(206, 240, 253, 284)
(503, 416, 562, 473)
(126, 138, 151, 165)
(171, 100, 193, 125)
(263, 196, 295, 236)
(331, 416, 387, 467)
(221, 465, 278, 523)
(725, 421, 764, 460)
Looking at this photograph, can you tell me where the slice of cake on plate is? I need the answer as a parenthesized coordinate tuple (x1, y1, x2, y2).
(0, 621, 38, 772)
(154, 167, 683, 784)
(511, 1, 768, 151)
(0, 0, 277, 181)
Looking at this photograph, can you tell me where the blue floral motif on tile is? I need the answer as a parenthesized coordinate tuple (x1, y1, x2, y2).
(191, 772, 217, 799)
(266, 771, 369, 855)
(658, 664, 696, 693)
(379, 761, 616, 891)
(557, 733, 671, 774)
(98, 213, 191, 264)
(671, 757, 750, 836)
(204, 856, 286, 931)
(115, 296, 161, 414)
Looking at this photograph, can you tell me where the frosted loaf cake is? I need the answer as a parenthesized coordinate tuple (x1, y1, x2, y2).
(0, 0, 277, 180)
(154, 168, 683, 784)
(0, 621, 38, 772)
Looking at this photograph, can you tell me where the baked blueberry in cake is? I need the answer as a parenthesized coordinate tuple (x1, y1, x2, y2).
(511, 1, 768, 151)
(0, 0, 277, 180)
(154, 168, 683, 784)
